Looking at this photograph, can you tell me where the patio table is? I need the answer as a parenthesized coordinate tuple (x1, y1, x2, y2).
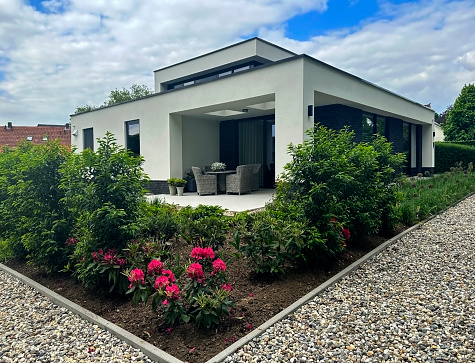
(206, 170, 236, 193)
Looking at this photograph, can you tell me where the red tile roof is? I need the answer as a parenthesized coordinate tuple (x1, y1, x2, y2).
(0, 124, 71, 150)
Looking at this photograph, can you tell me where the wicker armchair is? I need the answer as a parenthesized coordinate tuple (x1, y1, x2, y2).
(192, 167, 217, 196)
(251, 164, 261, 191)
(226, 165, 253, 195)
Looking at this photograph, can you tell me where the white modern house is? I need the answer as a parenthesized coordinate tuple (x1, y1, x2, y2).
(70, 37, 435, 193)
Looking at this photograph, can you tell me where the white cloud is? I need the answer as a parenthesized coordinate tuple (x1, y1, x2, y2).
(303, 0, 475, 112)
(0, 0, 473, 125)
(0, 0, 328, 124)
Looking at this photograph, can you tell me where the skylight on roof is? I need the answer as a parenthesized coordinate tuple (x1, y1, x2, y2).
(26, 136, 33, 141)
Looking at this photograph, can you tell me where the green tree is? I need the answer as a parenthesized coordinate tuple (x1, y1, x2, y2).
(74, 84, 153, 114)
(0, 140, 72, 271)
(443, 84, 475, 141)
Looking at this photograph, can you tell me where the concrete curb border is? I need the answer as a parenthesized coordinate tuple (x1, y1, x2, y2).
(204, 221, 424, 363)
(0, 263, 183, 363)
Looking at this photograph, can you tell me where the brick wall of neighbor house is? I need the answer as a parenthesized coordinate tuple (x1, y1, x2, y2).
(219, 120, 239, 170)
(314, 104, 363, 141)
(386, 117, 403, 153)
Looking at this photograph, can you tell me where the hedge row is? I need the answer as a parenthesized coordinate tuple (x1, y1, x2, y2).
(435, 142, 475, 173)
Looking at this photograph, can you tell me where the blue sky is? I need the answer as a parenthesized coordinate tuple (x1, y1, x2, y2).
(0, 0, 474, 125)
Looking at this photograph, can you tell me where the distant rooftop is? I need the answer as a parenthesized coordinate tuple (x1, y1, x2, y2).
(0, 123, 71, 149)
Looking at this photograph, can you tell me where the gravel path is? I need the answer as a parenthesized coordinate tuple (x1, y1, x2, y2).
(0, 272, 154, 362)
(224, 196, 475, 362)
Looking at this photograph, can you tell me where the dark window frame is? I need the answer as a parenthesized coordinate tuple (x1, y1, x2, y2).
(126, 119, 140, 156)
(83, 128, 94, 151)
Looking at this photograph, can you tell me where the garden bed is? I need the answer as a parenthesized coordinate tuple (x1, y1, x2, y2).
(4, 228, 403, 363)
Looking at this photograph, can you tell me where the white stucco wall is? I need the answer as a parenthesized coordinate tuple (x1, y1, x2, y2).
(71, 49, 435, 182)
(154, 38, 295, 92)
(182, 117, 220, 173)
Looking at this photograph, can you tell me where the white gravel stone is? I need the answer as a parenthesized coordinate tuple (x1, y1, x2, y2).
(0, 270, 154, 362)
(223, 195, 475, 362)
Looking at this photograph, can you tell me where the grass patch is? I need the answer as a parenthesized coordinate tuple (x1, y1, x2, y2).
(395, 169, 475, 225)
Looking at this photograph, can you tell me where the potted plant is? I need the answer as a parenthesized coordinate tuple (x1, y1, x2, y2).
(211, 162, 226, 171)
(167, 178, 178, 195)
(174, 178, 187, 196)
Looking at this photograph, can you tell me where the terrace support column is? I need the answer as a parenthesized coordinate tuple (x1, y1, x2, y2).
(169, 114, 183, 179)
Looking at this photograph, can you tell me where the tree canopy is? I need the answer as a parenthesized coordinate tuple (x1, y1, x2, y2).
(443, 84, 475, 141)
(74, 84, 153, 114)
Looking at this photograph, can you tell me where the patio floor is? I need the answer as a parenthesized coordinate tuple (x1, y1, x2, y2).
(146, 188, 275, 213)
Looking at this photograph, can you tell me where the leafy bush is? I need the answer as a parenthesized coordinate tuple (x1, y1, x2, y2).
(139, 200, 179, 245)
(230, 210, 307, 275)
(0, 140, 72, 271)
(273, 125, 404, 246)
(434, 142, 475, 173)
(178, 205, 229, 250)
(60, 132, 149, 285)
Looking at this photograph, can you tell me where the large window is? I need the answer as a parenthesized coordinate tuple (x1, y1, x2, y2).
(362, 114, 373, 143)
(83, 128, 94, 151)
(126, 120, 140, 156)
(376, 116, 386, 137)
(363, 114, 387, 142)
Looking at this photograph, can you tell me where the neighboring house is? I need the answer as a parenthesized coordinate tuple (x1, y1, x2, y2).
(70, 38, 435, 193)
(434, 122, 445, 142)
(0, 123, 71, 150)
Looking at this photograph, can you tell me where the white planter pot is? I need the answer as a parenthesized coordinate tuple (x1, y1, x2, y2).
(176, 186, 184, 196)
(168, 185, 177, 195)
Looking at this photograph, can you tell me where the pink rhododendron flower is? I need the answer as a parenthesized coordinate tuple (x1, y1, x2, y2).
(162, 269, 176, 283)
(190, 246, 215, 260)
(221, 283, 232, 291)
(190, 247, 204, 260)
(148, 259, 163, 275)
(165, 284, 181, 300)
(65, 237, 78, 246)
(154, 275, 169, 290)
(212, 258, 226, 273)
(116, 258, 127, 267)
(245, 324, 252, 330)
(187, 263, 204, 280)
(202, 247, 215, 259)
(128, 268, 145, 288)
(92, 252, 99, 261)
(163, 299, 168, 305)
(342, 228, 351, 241)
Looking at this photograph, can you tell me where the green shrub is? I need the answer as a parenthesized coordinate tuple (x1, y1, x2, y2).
(60, 132, 149, 285)
(0, 140, 72, 271)
(273, 125, 404, 247)
(178, 205, 229, 250)
(434, 142, 475, 173)
(230, 210, 308, 275)
(139, 200, 179, 244)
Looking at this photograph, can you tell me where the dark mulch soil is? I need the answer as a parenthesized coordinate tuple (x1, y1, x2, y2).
(4, 227, 406, 363)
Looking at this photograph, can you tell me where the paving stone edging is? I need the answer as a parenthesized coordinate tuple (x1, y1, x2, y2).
(0, 263, 183, 363)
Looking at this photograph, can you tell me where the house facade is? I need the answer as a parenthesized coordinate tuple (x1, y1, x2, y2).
(70, 38, 435, 193)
